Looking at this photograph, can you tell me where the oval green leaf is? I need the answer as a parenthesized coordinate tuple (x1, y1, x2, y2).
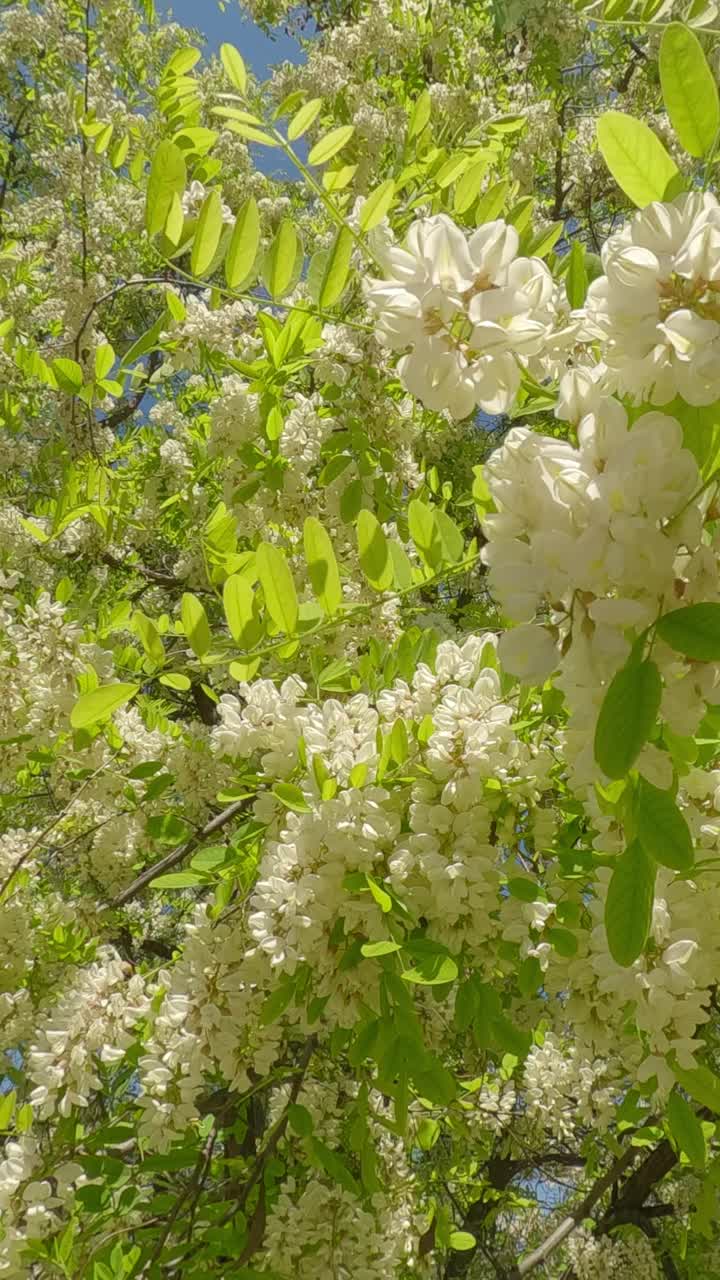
(596, 110, 683, 208)
(256, 542, 298, 634)
(667, 1089, 706, 1167)
(225, 195, 260, 289)
(146, 140, 187, 236)
(659, 22, 720, 158)
(181, 592, 211, 658)
(303, 516, 342, 616)
(636, 775, 694, 871)
(593, 658, 662, 779)
(656, 602, 720, 661)
(308, 125, 355, 167)
(220, 42, 247, 95)
(605, 839, 655, 968)
(359, 179, 395, 232)
(287, 97, 322, 141)
(262, 218, 302, 299)
(190, 188, 223, 277)
(318, 224, 354, 308)
(70, 683, 139, 730)
(357, 510, 393, 592)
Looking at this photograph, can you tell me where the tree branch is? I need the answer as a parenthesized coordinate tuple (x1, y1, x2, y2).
(110, 798, 250, 908)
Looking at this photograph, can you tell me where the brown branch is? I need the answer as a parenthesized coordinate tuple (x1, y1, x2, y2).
(0, 102, 30, 219)
(110, 798, 250, 908)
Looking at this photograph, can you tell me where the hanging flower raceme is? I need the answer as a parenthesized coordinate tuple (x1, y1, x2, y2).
(363, 214, 555, 418)
(585, 192, 720, 406)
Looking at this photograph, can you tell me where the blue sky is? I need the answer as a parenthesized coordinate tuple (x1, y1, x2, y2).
(157, 0, 309, 76)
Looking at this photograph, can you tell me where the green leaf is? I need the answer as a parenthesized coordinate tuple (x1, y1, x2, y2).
(146, 140, 187, 236)
(223, 574, 256, 645)
(566, 240, 587, 308)
(594, 658, 662, 779)
(366, 875, 392, 913)
(225, 195, 260, 288)
(434, 508, 464, 563)
(402, 954, 458, 985)
(635, 775, 694, 871)
(273, 782, 311, 812)
(674, 1062, 720, 1114)
(596, 110, 683, 207)
(361, 940, 402, 957)
(659, 22, 720, 158)
(52, 358, 84, 394)
(220, 42, 248, 95)
(408, 89, 431, 140)
(357, 510, 393, 591)
(190, 188, 223, 276)
(256, 542, 298, 634)
(262, 218, 302, 299)
(318, 225, 354, 308)
(304, 517, 342, 616)
(308, 1138, 360, 1197)
(656, 602, 720, 661)
(605, 840, 655, 967)
(668, 1090, 707, 1166)
(308, 125, 355, 166)
(453, 158, 489, 214)
(70, 683, 139, 729)
(473, 178, 509, 224)
(181, 593, 211, 658)
(359, 179, 396, 231)
(408, 498, 441, 569)
(287, 1103, 313, 1136)
(287, 97, 322, 140)
(150, 871, 206, 889)
(159, 672, 191, 692)
(133, 610, 165, 665)
(449, 1232, 476, 1252)
(94, 343, 115, 381)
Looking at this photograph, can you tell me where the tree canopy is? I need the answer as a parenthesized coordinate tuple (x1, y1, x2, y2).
(3, 0, 720, 1276)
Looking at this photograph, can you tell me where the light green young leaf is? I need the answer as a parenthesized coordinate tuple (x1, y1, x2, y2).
(287, 97, 323, 140)
(262, 219, 302, 299)
(359, 179, 396, 232)
(566, 240, 588, 309)
(225, 195, 260, 288)
(256, 542, 298, 634)
(357, 510, 393, 591)
(308, 125, 355, 166)
(659, 22, 719, 158)
(303, 516, 342, 616)
(596, 110, 683, 207)
(318, 225, 354, 308)
(220, 42, 248, 95)
(605, 839, 655, 967)
(146, 140, 187, 236)
(408, 498, 442, 569)
(70, 683, 139, 729)
(408, 89, 431, 140)
(181, 593, 212, 658)
(223, 574, 256, 645)
(190, 188, 223, 276)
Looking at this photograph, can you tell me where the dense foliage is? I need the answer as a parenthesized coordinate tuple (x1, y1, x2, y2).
(4, 0, 720, 1275)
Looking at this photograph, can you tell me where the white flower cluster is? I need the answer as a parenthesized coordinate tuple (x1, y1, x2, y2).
(585, 192, 720, 405)
(364, 214, 560, 418)
(523, 1033, 614, 1141)
(568, 1228, 661, 1280)
(28, 948, 148, 1118)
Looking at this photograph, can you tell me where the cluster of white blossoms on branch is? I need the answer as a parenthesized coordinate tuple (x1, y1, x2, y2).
(364, 214, 565, 418)
(585, 192, 720, 406)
